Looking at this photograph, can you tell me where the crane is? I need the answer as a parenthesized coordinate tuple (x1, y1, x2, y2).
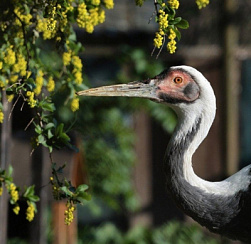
(77, 65, 251, 242)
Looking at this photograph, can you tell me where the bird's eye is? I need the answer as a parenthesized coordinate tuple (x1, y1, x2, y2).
(174, 77, 183, 84)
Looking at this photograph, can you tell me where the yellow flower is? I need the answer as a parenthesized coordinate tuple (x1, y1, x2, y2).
(36, 17, 57, 39)
(0, 61, 3, 70)
(14, 7, 32, 26)
(98, 9, 106, 23)
(10, 75, 18, 83)
(47, 76, 55, 92)
(26, 202, 35, 222)
(72, 56, 82, 70)
(0, 111, 4, 123)
(103, 0, 114, 9)
(167, 29, 177, 54)
(92, 0, 100, 5)
(26, 91, 32, 97)
(26, 71, 32, 79)
(153, 32, 164, 48)
(168, 0, 179, 9)
(64, 201, 75, 225)
(13, 54, 27, 76)
(71, 98, 79, 112)
(85, 23, 94, 33)
(74, 70, 83, 84)
(76, 3, 90, 30)
(196, 0, 209, 9)
(167, 39, 177, 54)
(153, 8, 169, 50)
(26, 91, 36, 108)
(168, 28, 176, 40)
(0, 23, 7, 31)
(8, 183, 19, 203)
(62, 51, 71, 66)
(76, 2, 106, 33)
(0, 187, 3, 196)
(158, 10, 168, 29)
(13, 205, 20, 215)
(4, 48, 16, 65)
(72, 56, 83, 84)
(0, 81, 5, 88)
(34, 70, 44, 95)
(7, 95, 14, 102)
(89, 8, 100, 26)
(135, 0, 144, 6)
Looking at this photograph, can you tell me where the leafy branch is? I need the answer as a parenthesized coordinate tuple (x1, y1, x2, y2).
(0, 166, 39, 221)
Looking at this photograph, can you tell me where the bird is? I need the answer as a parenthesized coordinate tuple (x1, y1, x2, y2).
(77, 65, 251, 242)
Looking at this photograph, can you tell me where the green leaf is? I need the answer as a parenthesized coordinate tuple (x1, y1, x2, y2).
(28, 195, 40, 202)
(48, 146, 53, 153)
(76, 184, 89, 193)
(7, 165, 13, 177)
(23, 185, 35, 198)
(76, 192, 92, 204)
(38, 134, 46, 144)
(55, 123, 64, 136)
(166, 6, 176, 17)
(34, 124, 42, 134)
(60, 186, 73, 197)
(45, 123, 55, 130)
(39, 101, 55, 112)
(47, 129, 54, 139)
(6, 87, 14, 95)
(169, 17, 182, 25)
(172, 28, 181, 41)
(176, 19, 189, 29)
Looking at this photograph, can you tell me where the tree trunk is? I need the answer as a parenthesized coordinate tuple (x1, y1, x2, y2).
(0, 92, 11, 244)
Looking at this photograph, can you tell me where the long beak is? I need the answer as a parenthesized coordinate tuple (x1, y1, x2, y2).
(76, 80, 162, 102)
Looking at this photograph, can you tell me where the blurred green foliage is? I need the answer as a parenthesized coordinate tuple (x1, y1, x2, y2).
(8, 221, 228, 244)
(78, 221, 228, 244)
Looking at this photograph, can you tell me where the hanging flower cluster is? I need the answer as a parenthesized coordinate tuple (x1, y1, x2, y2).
(26, 202, 36, 222)
(8, 183, 19, 203)
(136, 0, 210, 55)
(151, 0, 188, 55)
(64, 201, 76, 225)
(0, 166, 39, 220)
(50, 168, 91, 225)
(196, 0, 210, 9)
(167, 28, 177, 54)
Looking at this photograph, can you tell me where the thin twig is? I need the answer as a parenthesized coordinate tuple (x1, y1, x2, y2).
(154, 0, 158, 13)
(151, 46, 156, 56)
(49, 153, 54, 164)
(8, 94, 21, 120)
(18, 91, 27, 112)
(148, 10, 157, 24)
(24, 117, 34, 131)
(30, 148, 35, 157)
(156, 35, 166, 59)
(20, 101, 26, 111)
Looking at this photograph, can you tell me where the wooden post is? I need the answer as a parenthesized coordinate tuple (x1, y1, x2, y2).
(0, 92, 11, 244)
(52, 145, 86, 244)
(130, 111, 153, 227)
(52, 202, 78, 244)
(223, 0, 240, 175)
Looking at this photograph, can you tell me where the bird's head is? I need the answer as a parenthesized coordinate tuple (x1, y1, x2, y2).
(76, 65, 215, 116)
